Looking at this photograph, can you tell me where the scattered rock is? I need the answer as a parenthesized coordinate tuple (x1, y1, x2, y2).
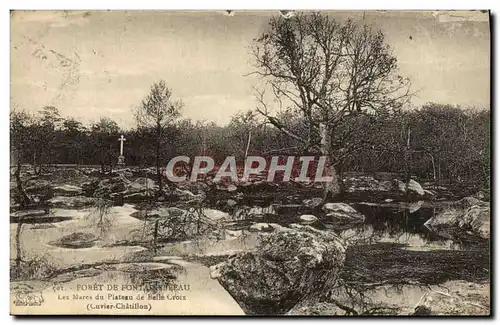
(210, 225, 346, 315)
(303, 197, 323, 209)
(118, 177, 157, 201)
(49, 232, 98, 249)
(395, 180, 406, 193)
(24, 179, 53, 197)
(53, 184, 83, 197)
(406, 179, 425, 196)
(10, 209, 47, 219)
(109, 262, 178, 273)
(460, 205, 490, 239)
(115, 168, 134, 179)
(424, 200, 490, 240)
(47, 196, 103, 208)
(127, 177, 155, 191)
(122, 192, 153, 202)
(93, 177, 128, 198)
(272, 204, 302, 215)
(227, 199, 238, 207)
(249, 222, 274, 232)
(323, 203, 365, 224)
(173, 188, 204, 201)
(152, 256, 183, 262)
(344, 176, 392, 193)
(423, 189, 436, 196)
(454, 196, 487, 209)
(52, 268, 103, 283)
(10, 210, 49, 223)
(203, 209, 229, 221)
(82, 179, 100, 196)
(299, 214, 318, 224)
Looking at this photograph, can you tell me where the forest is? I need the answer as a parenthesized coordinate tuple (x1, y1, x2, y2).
(11, 101, 490, 192)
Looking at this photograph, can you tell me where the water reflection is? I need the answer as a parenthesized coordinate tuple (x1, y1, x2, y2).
(226, 201, 480, 250)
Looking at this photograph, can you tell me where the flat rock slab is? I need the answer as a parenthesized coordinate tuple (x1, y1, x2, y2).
(49, 232, 98, 249)
(47, 196, 104, 209)
(108, 262, 179, 273)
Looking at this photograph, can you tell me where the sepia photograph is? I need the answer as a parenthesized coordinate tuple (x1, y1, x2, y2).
(9, 9, 491, 316)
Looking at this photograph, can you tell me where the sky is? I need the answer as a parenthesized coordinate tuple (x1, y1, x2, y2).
(10, 10, 490, 128)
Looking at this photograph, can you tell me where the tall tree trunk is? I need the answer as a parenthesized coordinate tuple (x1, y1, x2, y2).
(320, 123, 340, 203)
(15, 160, 30, 208)
(14, 153, 28, 271)
(153, 219, 159, 253)
(15, 218, 24, 270)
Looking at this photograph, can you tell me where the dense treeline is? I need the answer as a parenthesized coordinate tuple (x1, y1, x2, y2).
(10, 102, 489, 190)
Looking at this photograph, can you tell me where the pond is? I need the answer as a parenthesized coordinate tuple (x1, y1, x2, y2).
(10, 197, 489, 315)
(214, 199, 484, 251)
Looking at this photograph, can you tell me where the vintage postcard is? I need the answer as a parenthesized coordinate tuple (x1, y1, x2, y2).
(10, 10, 491, 316)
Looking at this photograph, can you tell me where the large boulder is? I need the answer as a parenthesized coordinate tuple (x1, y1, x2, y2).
(395, 179, 406, 193)
(322, 203, 365, 224)
(202, 209, 229, 221)
(121, 177, 157, 201)
(406, 179, 425, 196)
(459, 205, 490, 239)
(94, 177, 158, 201)
(53, 184, 83, 197)
(49, 232, 98, 249)
(424, 198, 490, 240)
(210, 225, 346, 315)
(24, 179, 53, 198)
(454, 196, 486, 209)
(81, 179, 100, 196)
(93, 176, 128, 198)
(127, 177, 155, 191)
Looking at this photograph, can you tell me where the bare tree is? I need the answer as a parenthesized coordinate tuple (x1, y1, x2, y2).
(251, 13, 412, 198)
(10, 110, 32, 208)
(134, 80, 182, 195)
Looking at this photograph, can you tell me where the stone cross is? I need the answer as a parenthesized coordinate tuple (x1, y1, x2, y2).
(118, 135, 126, 156)
(117, 135, 126, 165)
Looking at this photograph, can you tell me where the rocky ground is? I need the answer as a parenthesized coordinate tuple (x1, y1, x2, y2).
(9, 166, 491, 316)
